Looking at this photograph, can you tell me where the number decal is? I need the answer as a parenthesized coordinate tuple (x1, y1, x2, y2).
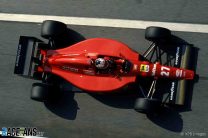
(160, 66, 170, 77)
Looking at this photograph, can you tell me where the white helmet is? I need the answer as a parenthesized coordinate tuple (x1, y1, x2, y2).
(95, 58, 108, 69)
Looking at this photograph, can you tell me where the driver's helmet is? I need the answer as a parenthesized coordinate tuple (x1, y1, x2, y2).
(95, 58, 108, 69)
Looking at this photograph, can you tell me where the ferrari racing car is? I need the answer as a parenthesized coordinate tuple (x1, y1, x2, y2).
(14, 20, 195, 113)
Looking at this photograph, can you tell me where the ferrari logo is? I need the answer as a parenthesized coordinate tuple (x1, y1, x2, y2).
(140, 64, 149, 72)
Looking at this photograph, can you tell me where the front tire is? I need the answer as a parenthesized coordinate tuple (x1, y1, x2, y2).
(134, 98, 162, 113)
(145, 26, 171, 42)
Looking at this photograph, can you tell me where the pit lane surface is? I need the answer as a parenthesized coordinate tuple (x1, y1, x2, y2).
(0, 1, 208, 138)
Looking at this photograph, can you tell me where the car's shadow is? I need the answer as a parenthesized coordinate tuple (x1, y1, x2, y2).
(88, 83, 184, 132)
(146, 106, 183, 132)
(44, 90, 79, 120)
(43, 34, 199, 132)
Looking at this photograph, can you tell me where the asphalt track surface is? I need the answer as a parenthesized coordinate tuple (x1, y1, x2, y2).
(0, 1, 208, 138)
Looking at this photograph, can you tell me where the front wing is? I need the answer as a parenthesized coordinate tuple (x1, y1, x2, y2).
(164, 45, 196, 105)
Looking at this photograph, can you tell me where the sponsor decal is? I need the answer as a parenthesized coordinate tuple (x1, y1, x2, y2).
(176, 69, 183, 77)
(1, 127, 45, 137)
(175, 47, 180, 66)
(152, 64, 157, 76)
(15, 44, 22, 67)
(83, 70, 95, 75)
(170, 82, 175, 101)
(140, 64, 149, 72)
(62, 66, 78, 72)
(169, 47, 180, 102)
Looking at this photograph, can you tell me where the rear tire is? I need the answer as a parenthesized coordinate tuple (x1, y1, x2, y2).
(31, 83, 50, 102)
(134, 98, 162, 113)
(145, 26, 171, 42)
(41, 20, 67, 39)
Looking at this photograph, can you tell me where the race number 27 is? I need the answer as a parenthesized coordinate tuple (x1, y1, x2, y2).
(160, 66, 170, 77)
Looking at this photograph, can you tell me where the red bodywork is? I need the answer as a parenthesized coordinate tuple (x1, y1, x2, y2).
(37, 38, 194, 92)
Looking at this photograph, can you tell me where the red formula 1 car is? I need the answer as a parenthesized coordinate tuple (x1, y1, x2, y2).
(14, 20, 195, 113)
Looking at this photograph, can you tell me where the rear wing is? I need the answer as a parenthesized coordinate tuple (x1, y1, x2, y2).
(14, 36, 42, 78)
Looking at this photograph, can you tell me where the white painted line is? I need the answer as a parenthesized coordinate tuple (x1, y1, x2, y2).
(0, 13, 208, 33)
